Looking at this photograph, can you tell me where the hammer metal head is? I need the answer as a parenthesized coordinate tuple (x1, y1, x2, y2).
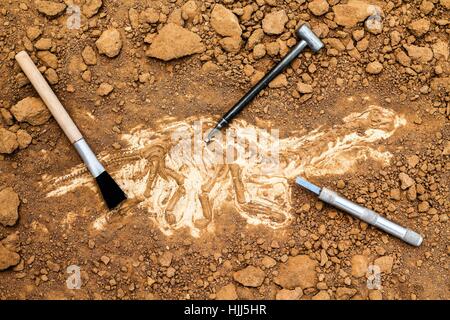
(296, 25, 324, 53)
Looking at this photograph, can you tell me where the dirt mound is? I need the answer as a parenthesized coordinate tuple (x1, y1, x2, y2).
(0, 0, 448, 300)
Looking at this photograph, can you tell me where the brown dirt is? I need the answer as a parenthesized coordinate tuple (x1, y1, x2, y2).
(0, 0, 449, 300)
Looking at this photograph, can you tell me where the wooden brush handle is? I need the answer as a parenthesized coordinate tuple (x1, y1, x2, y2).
(15, 51, 83, 144)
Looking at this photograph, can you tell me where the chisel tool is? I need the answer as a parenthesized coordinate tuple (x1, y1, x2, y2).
(205, 24, 324, 144)
(15, 51, 127, 210)
(295, 177, 423, 246)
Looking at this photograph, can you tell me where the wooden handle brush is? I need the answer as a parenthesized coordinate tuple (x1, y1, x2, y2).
(15, 51, 127, 209)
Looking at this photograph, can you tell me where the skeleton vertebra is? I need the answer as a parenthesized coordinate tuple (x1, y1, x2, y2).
(42, 104, 406, 237)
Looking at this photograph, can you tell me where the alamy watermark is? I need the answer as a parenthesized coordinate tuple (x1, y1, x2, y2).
(66, 265, 82, 290)
(365, 5, 384, 33)
(67, 5, 81, 30)
(169, 120, 280, 175)
(366, 264, 382, 290)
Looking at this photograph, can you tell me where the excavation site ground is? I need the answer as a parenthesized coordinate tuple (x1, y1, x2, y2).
(0, 0, 449, 300)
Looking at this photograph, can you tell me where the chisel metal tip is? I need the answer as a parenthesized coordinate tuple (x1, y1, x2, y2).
(295, 177, 322, 196)
(205, 128, 219, 144)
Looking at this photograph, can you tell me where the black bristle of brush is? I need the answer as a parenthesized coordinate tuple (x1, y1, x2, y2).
(95, 171, 127, 209)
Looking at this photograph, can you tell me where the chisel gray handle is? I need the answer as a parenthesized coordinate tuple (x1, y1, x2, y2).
(319, 188, 423, 246)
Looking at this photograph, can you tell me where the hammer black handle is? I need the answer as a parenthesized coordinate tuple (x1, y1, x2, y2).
(208, 40, 308, 139)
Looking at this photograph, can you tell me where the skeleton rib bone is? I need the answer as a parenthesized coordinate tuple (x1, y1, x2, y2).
(41, 105, 406, 237)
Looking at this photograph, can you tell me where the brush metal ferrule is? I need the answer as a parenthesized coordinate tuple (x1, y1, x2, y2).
(73, 138, 105, 178)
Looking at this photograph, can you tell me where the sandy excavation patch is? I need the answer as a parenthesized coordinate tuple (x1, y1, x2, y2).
(41, 104, 406, 237)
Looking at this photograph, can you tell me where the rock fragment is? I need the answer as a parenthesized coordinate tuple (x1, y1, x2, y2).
(129, 8, 140, 29)
(406, 155, 420, 168)
(404, 45, 433, 63)
(275, 288, 303, 300)
(351, 255, 368, 278)
(146, 23, 205, 61)
(418, 201, 430, 213)
(261, 256, 277, 268)
(26, 26, 42, 41)
(312, 290, 331, 300)
(333, 0, 374, 27)
(308, 0, 329, 16)
(353, 29, 365, 41)
(201, 61, 219, 73)
(432, 41, 449, 61)
(297, 82, 313, 94)
(216, 283, 238, 300)
(0, 187, 20, 227)
(262, 10, 288, 35)
(396, 50, 411, 67)
(269, 74, 288, 88)
(82, 0, 102, 18)
(68, 56, 87, 75)
(420, 1, 435, 14)
(443, 141, 450, 156)
(390, 31, 401, 46)
(140, 8, 160, 24)
(336, 287, 357, 300)
(96, 28, 123, 58)
(373, 256, 394, 274)
(408, 18, 431, 37)
(247, 29, 264, 50)
(0, 129, 18, 154)
(210, 4, 242, 38)
(100, 255, 110, 265)
(36, 51, 58, 69)
(97, 83, 114, 96)
(220, 37, 242, 53)
(35, 38, 52, 50)
(181, 1, 198, 21)
(233, 266, 265, 287)
(441, 0, 450, 9)
(431, 77, 449, 94)
(11, 97, 51, 126)
(167, 8, 184, 26)
(274, 255, 318, 289)
(0, 109, 14, 126)
(390, 188, 401, 200)
(369, 290, 383, 300)
(366, 61, 383, 74)
(36, 0, 66, 18)
(0, 243, 20, 271)
(82, 45, 97, 65)
(16, 129, 32, 149)
(241, 5, 253, 21)
(46, 260, 61, 272)
(2, 232, 19, 252)
(44, 68, 58, 85)
(159, 251, 173, 267)
(253, 43, 266, 59)
(399, 172, 415, 190)
(326, 38, 346, 52)
(266, 42, 280, 56)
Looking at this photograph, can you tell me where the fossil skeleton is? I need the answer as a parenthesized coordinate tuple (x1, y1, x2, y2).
(41, 104, 406, 237)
